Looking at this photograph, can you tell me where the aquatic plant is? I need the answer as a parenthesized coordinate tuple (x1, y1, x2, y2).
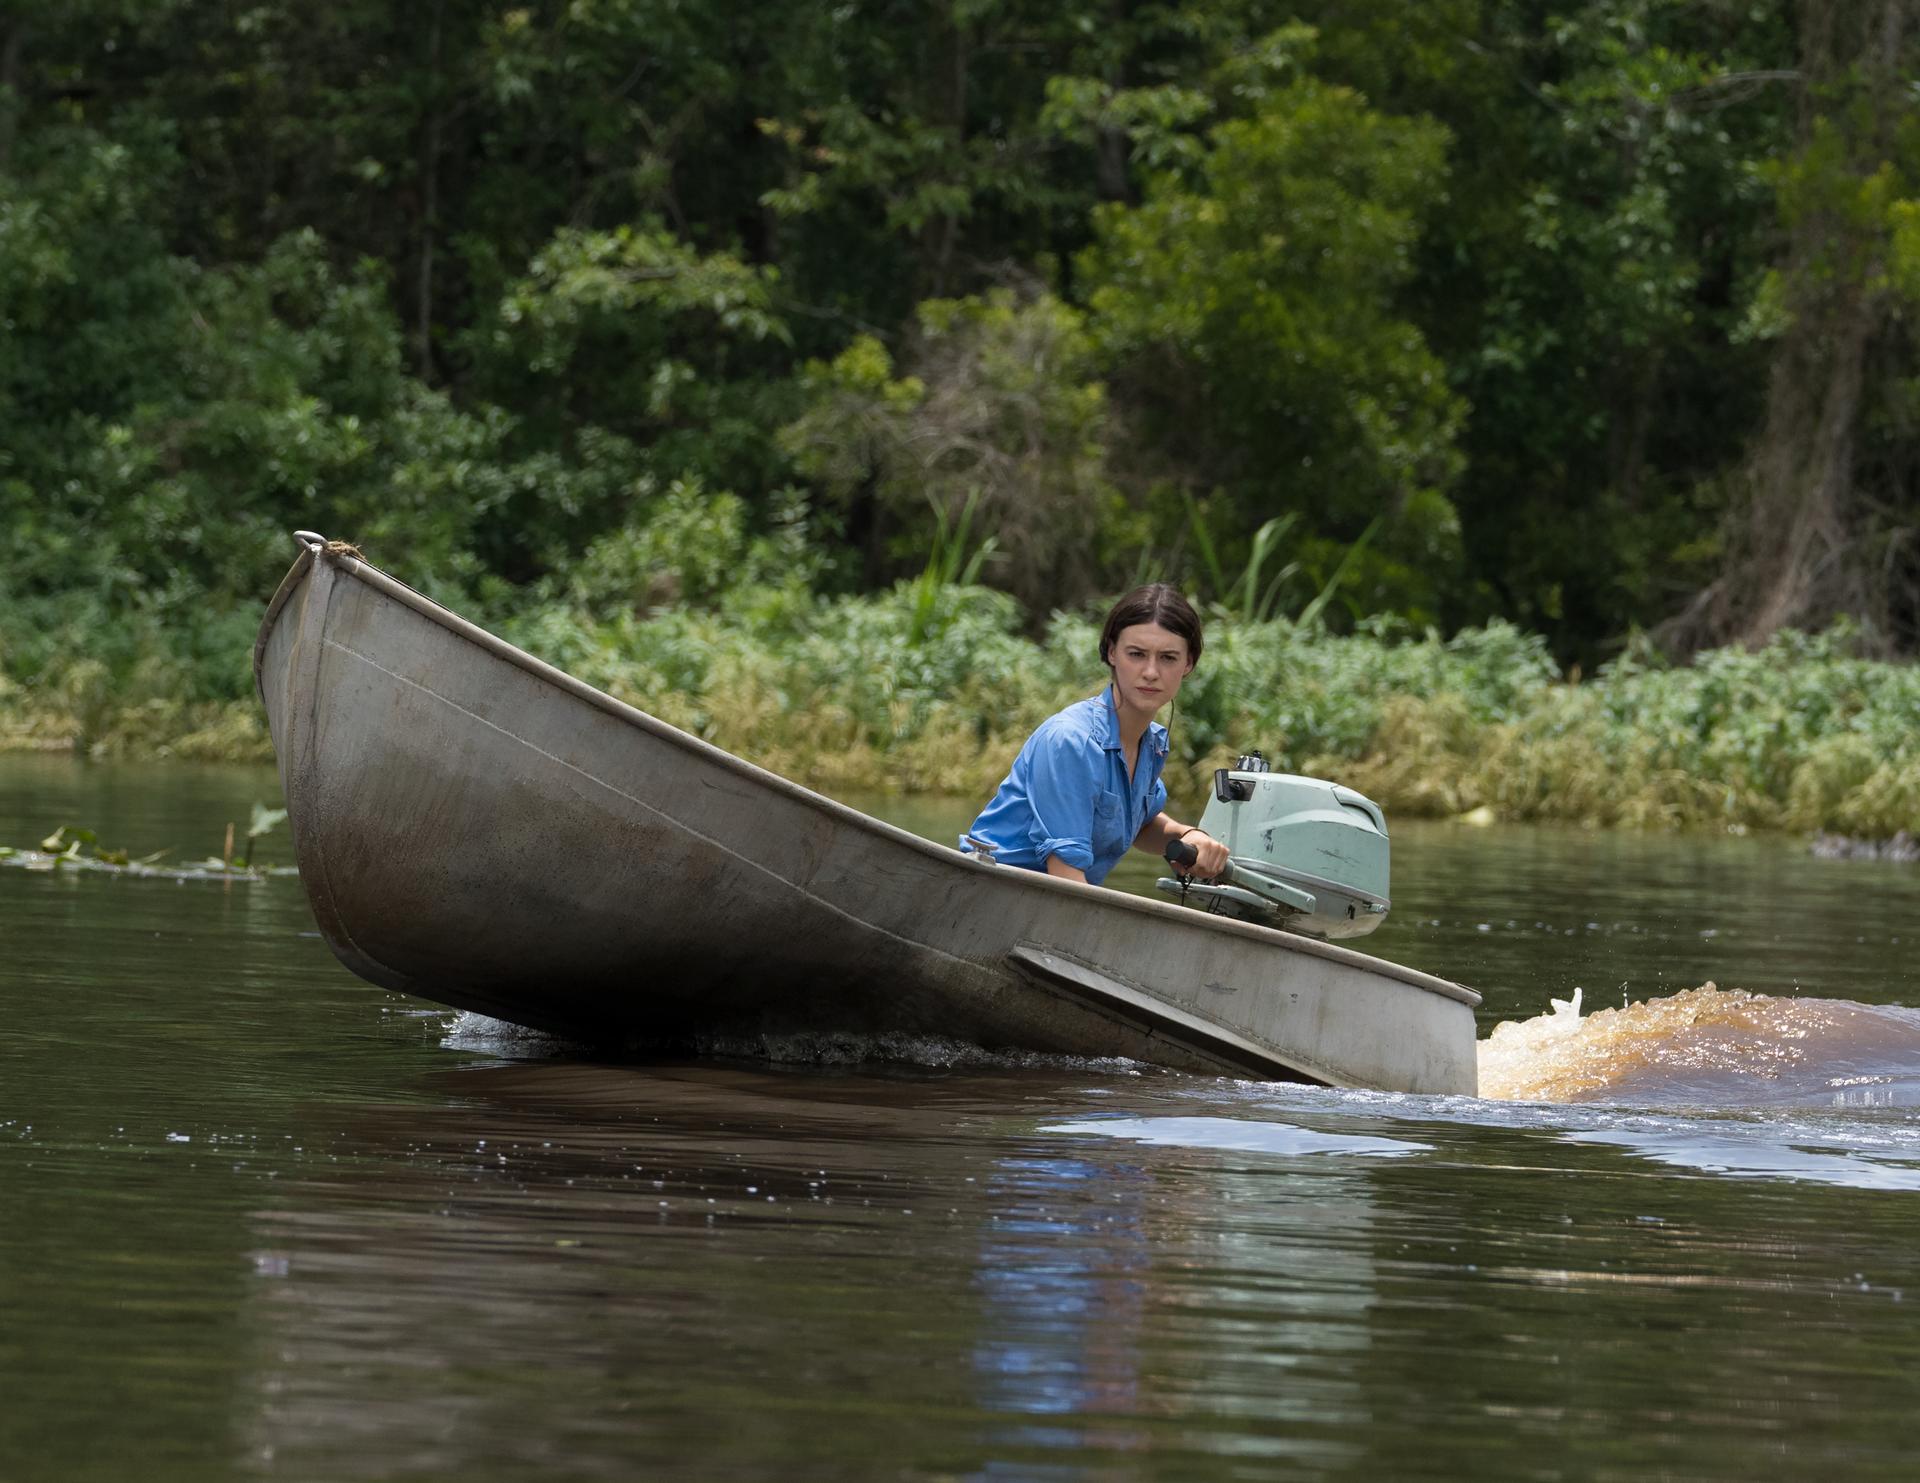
(238, 803, 289, 868)
(1, 822, 295, 881)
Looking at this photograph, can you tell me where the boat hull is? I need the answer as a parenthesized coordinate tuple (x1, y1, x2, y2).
(255, 541, 1481, 1093)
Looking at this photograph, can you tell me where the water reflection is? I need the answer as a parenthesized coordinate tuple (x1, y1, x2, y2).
(235, 1063, 1433, 1478)
(239, 1063, 994, 1476)
(1050, 1116, 1430, 1159)
(1562, 1119, 1920, 1192)
(970, 1154, 1151, 1469)
(10, 759, 1920, 1480)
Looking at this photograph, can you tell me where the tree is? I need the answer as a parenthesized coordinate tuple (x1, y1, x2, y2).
(1668, 0, 1920, 651)
(1077, 32, 1465, 622)
(1283, 0, 1794, 654)
(781, 290, 1118, 612)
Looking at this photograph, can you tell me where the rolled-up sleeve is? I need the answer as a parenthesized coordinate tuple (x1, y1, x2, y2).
(1023, 729, 1098, 871)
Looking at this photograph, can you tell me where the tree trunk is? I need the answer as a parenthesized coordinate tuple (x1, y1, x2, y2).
(415, 0, 446, 382)
(1734, 296, 1875, 643)
(1665, 0, 1909, 653)
(1094, 125, 1130, 203)
(919, 5, 969, 301)
(1609, 353, 1659, 510)
(0, 20, 26, 170)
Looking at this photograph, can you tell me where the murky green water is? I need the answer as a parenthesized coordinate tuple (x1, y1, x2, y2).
(4, 756, 1918, 1480)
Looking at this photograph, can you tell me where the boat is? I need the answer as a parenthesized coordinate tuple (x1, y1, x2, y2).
(254, 532, 1481, 1094)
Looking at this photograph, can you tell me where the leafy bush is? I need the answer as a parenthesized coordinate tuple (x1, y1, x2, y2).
(10, 532, 1919, 838)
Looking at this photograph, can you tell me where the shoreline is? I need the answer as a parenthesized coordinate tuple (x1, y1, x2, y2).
(1809, 831, 1920, 862)
(5, 696, 1915, 847)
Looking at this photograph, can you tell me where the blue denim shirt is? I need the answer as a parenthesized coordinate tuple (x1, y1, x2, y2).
(962, 688, 1169, 885)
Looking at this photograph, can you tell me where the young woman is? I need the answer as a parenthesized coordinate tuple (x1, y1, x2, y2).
(963, 584, 1231, 886)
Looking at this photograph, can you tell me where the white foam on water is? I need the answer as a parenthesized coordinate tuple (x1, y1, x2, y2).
(693, 1028, 1150, 1076)
(1044, 1115, 1432, 1159)
(440, 1011, 575, 1056)
(1561, 1122, 1920, 1193)
(1477, 983, 1920, 1108)
(440, 1013, 1151, 1075)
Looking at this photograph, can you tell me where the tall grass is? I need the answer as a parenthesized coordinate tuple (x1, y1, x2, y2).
(498, 599, 1920, 836)
(6, 579, 1919, 838)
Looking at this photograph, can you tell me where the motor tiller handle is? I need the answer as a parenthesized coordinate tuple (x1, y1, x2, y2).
(1164, 838, 1199, 871)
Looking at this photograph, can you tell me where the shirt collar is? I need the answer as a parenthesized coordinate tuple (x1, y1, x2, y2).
(1095, 686, 1170, 757)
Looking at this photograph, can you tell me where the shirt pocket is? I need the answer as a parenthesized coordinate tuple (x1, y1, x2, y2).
(1091, 789, 1128, 859)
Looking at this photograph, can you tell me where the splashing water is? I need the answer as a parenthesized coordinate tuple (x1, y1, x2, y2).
(1478, 983, 1920, 1107)
(448, 988, 1920, 1111)
(441, 1011, 1152, 1076)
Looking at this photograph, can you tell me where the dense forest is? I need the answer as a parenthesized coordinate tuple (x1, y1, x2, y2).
(3, 2, 1920, 827)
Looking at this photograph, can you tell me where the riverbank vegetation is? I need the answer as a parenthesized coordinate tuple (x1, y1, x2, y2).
(10, 554, 1920, 836)
(4, 2, 1920, 835)
(512, 587, 1920, 837)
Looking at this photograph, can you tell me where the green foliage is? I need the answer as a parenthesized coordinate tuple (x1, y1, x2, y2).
(4, 0, 1920, 825)
(781, 289, 1118, 609)
(1187, 507, 1302, 626)
(240, 802, 288, 868)
(1183, 501, 1385, 630)
(476, 591, 1920, 837)
(1, 818, 294, 879)
(464, 222, 798, 567)
(907, 494, 999, 646)
(562, 478, 756, 615)
(1325, 625, 1920, 836)
(1295, 0, 1792, 654)
(1081, 47, 1466, 622)
(1040, 72, 1215, 176)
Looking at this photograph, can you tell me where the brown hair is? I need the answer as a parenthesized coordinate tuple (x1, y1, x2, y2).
(1098, 583, 1203, 670)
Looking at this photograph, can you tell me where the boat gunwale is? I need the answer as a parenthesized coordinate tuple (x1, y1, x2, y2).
(252, 536, 1480, 1011)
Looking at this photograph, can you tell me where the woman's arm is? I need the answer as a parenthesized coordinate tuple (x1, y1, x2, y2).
(1021, 729, 1099, 878)
(1135, 812, 1229, 879)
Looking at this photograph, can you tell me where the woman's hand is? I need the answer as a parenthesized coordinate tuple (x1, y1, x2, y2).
(1181, 828, 1230, 881)
(1140, 813, 1231, 881)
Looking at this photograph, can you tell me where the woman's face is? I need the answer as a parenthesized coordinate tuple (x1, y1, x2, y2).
(1108, 621, 1193, 717)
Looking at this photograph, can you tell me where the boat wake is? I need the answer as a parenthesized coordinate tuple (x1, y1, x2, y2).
(1478, 984, 1920, 1108)
(693, 1030, 1153, 1076)
(441, 1011, 1151, 1076)
(438, 991, 1920, 1197)
(446, 986, 1920, 1112)
(442, 1011, 583, 1057)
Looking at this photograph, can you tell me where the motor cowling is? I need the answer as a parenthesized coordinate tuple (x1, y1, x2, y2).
(1157, 758, 1390, 940)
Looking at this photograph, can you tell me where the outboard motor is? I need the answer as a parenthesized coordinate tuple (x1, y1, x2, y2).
(1157, 751, 1390, 941)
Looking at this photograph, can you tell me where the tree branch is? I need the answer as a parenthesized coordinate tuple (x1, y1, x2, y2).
(0, 20, 26, 170)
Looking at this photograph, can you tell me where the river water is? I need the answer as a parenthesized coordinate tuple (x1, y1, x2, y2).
(3, 755, 1917, 1480)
